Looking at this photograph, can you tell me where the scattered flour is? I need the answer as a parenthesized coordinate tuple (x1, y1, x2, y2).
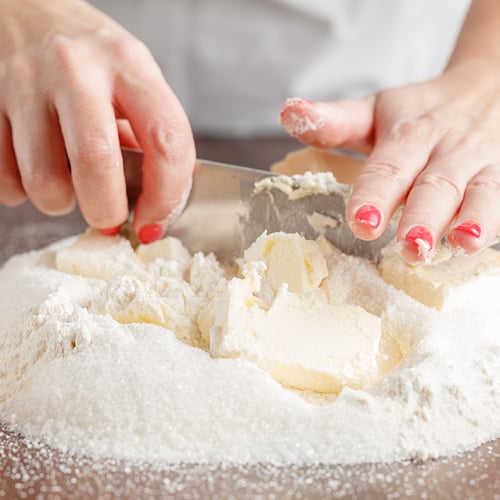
(280, 98, 325, 136)
(0, 227, 499, 465)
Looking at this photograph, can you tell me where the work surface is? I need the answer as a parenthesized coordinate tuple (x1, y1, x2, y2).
(0, 137, 499, 499)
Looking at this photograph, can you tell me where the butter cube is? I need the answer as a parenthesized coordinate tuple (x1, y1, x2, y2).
(56, 229, 147, 281)
(244, 232, 328, 294)
(379, 245, 500, 311)
(207, 284, 381, 394)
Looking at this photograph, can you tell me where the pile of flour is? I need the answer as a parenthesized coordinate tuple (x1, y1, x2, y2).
(0, 230, 499, 465)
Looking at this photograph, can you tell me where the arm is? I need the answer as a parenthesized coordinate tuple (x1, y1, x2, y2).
(280, 0, 500, 262)
(0, 0, 195, 243)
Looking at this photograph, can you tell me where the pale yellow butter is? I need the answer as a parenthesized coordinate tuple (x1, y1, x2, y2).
(56, 229, 148, 281)
(201, 232, 382, 394)
(379, 245, 500, 311)
(243, 231, 328, 295)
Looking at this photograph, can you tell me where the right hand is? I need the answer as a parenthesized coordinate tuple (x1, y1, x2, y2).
(0, 0, 195, 243)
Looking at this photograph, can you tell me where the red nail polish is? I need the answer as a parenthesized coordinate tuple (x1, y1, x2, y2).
(454, 221, 481, 238)
(99, 225, 121, 236)
(139, 224, 163, 244)
(355, 205, 381, 229)
(405, 226, 433, 254)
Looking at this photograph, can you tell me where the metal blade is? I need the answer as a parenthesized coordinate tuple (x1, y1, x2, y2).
(166, 159, 272, 261)
(122, 149, 395, 262)
(241, 185, 396, 261)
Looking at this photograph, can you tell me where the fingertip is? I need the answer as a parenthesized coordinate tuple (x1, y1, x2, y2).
(348, 203, 384, 240)
(280, 95, 375, 151)
(448, 221, 484, 254)
(98, 225, 122, 236)
(133, 176, 191, 243)
(279, 97, 326, 143)
(399, 225, 435, 263)
(138, 223, 165, 244)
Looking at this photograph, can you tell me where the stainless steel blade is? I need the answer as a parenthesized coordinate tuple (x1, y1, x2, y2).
(241, 184, 396, 261)
(122, 148, 395, 261)
(166, 159, 273, 261)
(122, 148, 272, 261)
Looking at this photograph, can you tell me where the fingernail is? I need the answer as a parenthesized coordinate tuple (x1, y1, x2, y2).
(355, 204, 381, 229)
(454, 221, 481, 238)
(99, 225, 121, 236)
(405, 226, 433, 258)
(139, 224, 164, 244)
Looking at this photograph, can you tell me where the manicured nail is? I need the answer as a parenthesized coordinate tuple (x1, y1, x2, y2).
(355, 205, 381, 229)
(454, 221, 481, 238)
(139, 224, 164, 244)
(405, 226, 433, 258)
(99, 225, 121, 236)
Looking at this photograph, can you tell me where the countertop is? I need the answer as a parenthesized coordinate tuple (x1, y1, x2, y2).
(0, 137, 499, 499)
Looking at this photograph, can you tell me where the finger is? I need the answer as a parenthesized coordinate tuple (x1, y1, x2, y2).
(397, 152, 477, 262)
(8, 101, 74, 215)
(0, 114, 26, 207)
(114, 51, 195, 244)
(346, 117, 440, 241)
(55, 81, 128, 231)
(117, 118, 140, 149)
(279, 97, 375, 153)
(448, 165, 500, 254)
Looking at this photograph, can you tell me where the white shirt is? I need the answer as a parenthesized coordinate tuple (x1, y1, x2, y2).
(92, 0, 471, 135)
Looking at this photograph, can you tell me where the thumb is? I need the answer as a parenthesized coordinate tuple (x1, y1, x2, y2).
(279, 97, 375, 154)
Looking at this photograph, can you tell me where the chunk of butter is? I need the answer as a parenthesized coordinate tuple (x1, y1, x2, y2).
(202, 232, 381, 394)
(136, 236, 191, 267)
(206, 282, 381, 394)
(56, 229, 148, 281)
(379, 245, 500, 311)
(243, 231, 328, 296)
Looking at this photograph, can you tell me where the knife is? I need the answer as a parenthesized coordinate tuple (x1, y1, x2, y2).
(122, 148, 396, 262)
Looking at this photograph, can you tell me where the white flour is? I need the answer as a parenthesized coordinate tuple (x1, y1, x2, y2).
(280, 98, 325, 136)
(0, 231, 499, 465)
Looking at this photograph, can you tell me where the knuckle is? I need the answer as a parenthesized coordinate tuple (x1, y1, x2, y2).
(109, 35, 151, 65)
(359, 160, 412, 187)
(443, 130, 483, 152)
(71, 139, 119, 175)
(50, 33, 74, 61)
(468, 175, 500, 192)
(415, 173, 463, 202)
(148, 125, 188, 168)
(385, 114, 440, 143)
(49, 34, 83, 74)
(4, 57, 37, 100)
(8, 55, 34, 83)
(467, 164, 500, 193)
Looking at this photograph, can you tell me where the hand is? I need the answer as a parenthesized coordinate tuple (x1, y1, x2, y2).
(280, 60, 500, 262)
(0, 0, 195, 243)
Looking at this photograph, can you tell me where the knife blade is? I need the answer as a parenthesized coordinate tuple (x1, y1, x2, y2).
(122, 148, 396, 261)
(122, 148, 272, 261)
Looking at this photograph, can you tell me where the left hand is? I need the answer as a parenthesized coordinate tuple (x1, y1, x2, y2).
(280, 60, 500, 262)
